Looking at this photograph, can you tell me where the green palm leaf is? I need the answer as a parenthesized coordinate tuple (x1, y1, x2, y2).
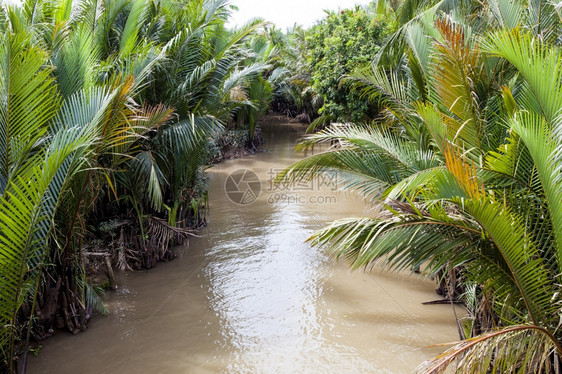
(482, 29, 562, 124)
(0, 134, 95, 369)
(459, 198, 557, 327)
(509, 112, 562, 269)
(0, 31, 60, 191)
(416, 325, 562, 373)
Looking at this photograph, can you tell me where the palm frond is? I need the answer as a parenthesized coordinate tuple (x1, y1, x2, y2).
(487, 0, 525, 29)
(308, 211, 477, 274)
(119, 0, 150, 58)
(482, 29, 562, 124)
(52, 27, 99, 98)
(510, 112, 562, 268)
(0, 31, 60, 191)
(430, 18, 485, 157)
(416, 325, 562, 373)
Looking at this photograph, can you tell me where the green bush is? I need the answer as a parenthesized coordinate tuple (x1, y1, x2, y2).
(306, 7, 389, 122)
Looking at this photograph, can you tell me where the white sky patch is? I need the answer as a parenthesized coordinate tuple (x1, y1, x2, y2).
(226, 0, 372, 30)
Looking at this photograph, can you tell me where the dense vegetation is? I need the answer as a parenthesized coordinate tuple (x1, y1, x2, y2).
(2, 0, 562, 373)
(268, 5, 388, 129)
(0, 0, 277, 371)
(305, 6, 388, 123)
(280, 0, 562, 372)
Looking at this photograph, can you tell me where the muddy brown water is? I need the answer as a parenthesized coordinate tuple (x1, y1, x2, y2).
(29, 119, 459, 374)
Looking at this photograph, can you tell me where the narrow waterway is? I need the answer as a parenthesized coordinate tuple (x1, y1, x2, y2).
(30, 118, 459, 374)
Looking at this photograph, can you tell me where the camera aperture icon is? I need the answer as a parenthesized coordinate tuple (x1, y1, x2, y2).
(225, 169, 261, 205)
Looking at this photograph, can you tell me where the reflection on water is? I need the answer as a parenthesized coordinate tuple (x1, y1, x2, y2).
(29, 119, 459, 374)
(204, 207, 330, 372)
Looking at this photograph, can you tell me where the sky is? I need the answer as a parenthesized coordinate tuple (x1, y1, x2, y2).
(0, 0, 370, 30)
(226, 0, 371, 30)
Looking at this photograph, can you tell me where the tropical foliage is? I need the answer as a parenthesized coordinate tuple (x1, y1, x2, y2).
(278, 0, 562, 372)
(0, 0, 272, 371)
(3, 0, 562, 372)
(267, 26, 322, 124)
(267, 4, 389, 130)
(305, 5, 388, 123)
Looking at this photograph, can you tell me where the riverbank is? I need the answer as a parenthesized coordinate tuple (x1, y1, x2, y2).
(85, 124, 268, 288)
